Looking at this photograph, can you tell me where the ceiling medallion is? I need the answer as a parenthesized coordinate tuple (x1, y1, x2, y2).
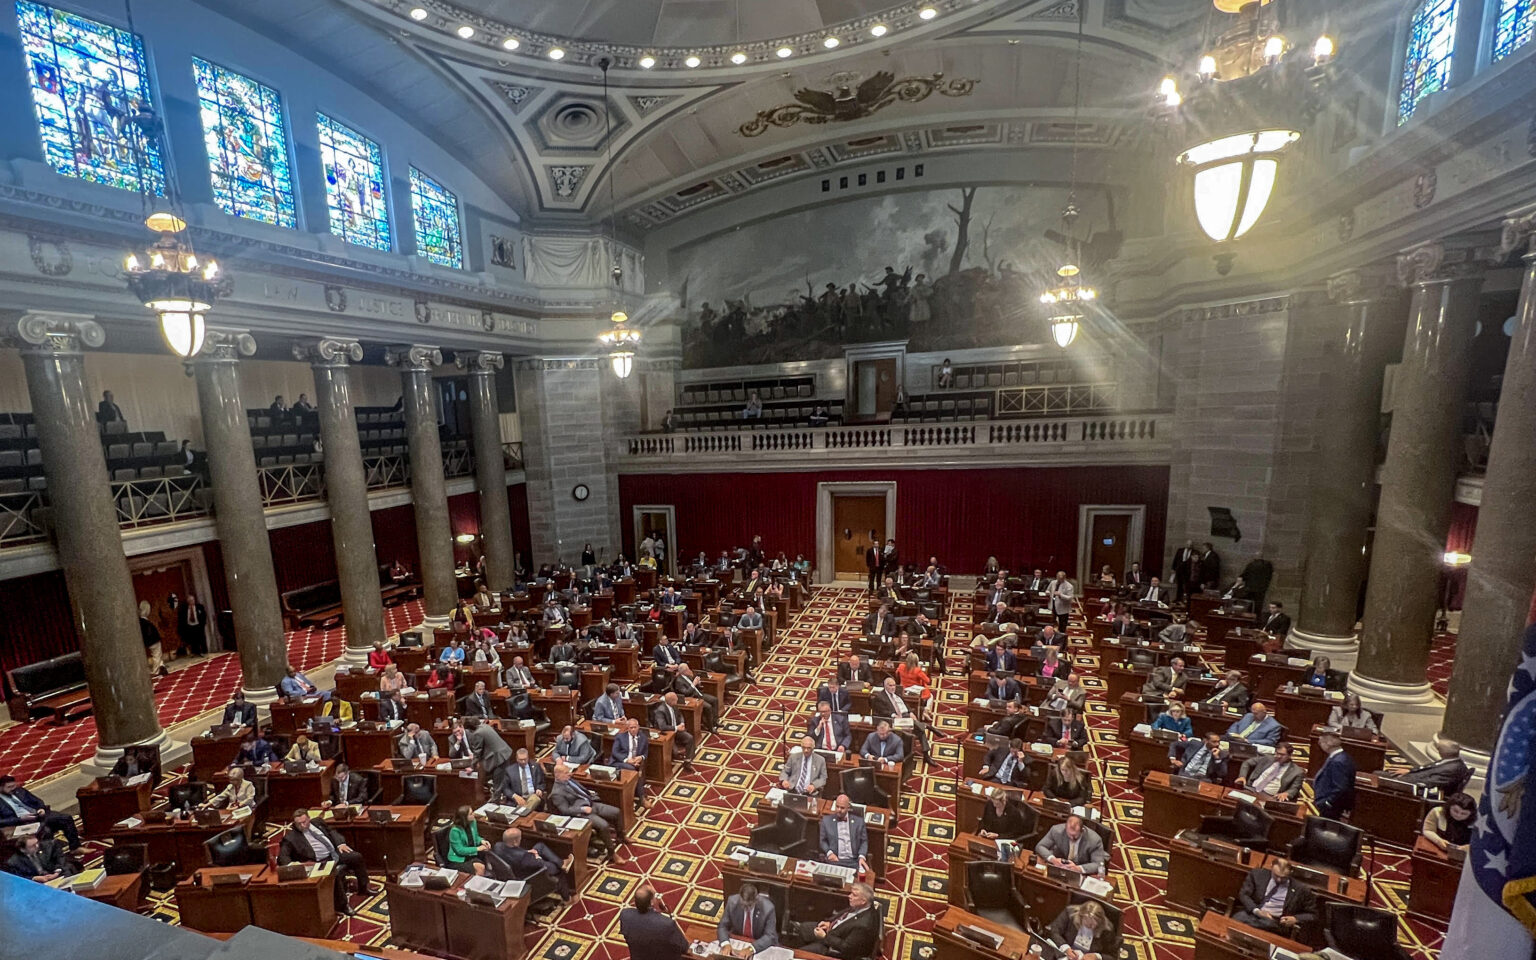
(738, 71, 977, 137)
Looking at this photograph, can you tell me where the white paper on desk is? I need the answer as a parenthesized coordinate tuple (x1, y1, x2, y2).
(1079, 876, 1113, 898)
(309, 860, 335, 878)
(519, 719, 536, 728)
(398, 868, 425, 888)
(765, 788, 787, 805)
(1325, 690, 1345, 701)
(892, 718, 914, 731)
(12, 822, 41, 837)
(125, 773, 151, 787)
(401, 686, 416, 695)
(1133, 723, 1153, 735)
(435, 762, 453, 771)
(544, 815, 569, 828)
(1286, 657, 1310, 666)
(303, 696, 319, 704)
(1030, 743, 1053, 755)
(231, 805, 253, 820)
(564, 817, 590, 831)
(974, 698, 990, 708)
(117, 817, 142, 829)
(1254, 744, 1276, 755)
(757, 947, 794, 960)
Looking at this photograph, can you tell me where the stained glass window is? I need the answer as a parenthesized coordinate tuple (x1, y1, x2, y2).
(316, 112, 390, 251)
(192, 58, 295, 228)
(1494, 0, 1535, 60)
(16, 0, 164, 194)
(409, 167, 463, 269)
(1398, 0, 1459, 123)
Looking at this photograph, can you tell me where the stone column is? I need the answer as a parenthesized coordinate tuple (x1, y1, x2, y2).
(1353, 242, 1484, 709)
(295, 337, 384, 662)
(458, 350, 514, 589)
(14, 313, 171, 768)
(189, 329, 288, 702)
(1292, 273, 1400, 653)
(1442, 212, 1536, 753)
(387, 344, 455, 627)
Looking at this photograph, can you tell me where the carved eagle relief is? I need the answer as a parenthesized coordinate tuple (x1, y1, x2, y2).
(738, 72, 978, 137)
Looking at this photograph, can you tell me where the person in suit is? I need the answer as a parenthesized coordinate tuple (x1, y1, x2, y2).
(1326, 693, 1379, 735)
(499, 747, 546, 808)
(819, 794, 869, 871)
(860, 719, 905, 763)
(1047, 900, 1118, 960)
(1047, 572, 1075, 632)
(718, 881, 778, 951)
(1233, 858, 1317, 935)
(1046, 672, 1088, 714)
(205, 766, 256, 809)
(328, 761, 369, 807)
(592, 684, 627, 725)
(1233, 741, 1305, 801)
(463, 681, 497, 719)
(792, 882, 881, 959)
(610, 718, 651, 807)
(465, 717, 513, 787)
(1259, 601, 1291, 638)
(503, 656, 535, 689)
(1199, 543, 1221, 590)
(219, 692, 257, 728)
(1042, 707, 1089, 751)
(377, 689, 408, 723)
(839, 654, 874, 685)
(1171, 541, 1199, 600)
(809, 702, 853, 751)
(1110, 611, 1142, 638)
(1312, 732, 1356, 819)
(650, 692, 695, 770)
(862, 603, 897, 639)
(652, 640, 685, 673)
(279, 665, 330, 702)
(550, 762, 626, 853)
(985, 601, 1019, 627)
(985, 641, 1018, 673)
(493, 825, 575, 900)
(1141, 657, 1189, 698)
(140, 600, 168, 678)
(235, 730, 279, 766)
(978, 790, 1033, 840)
(1132, 577, 1168, 606)
(1034, 815, 1107, 875)
(1124, 563, 1147, 588)
(548, 638, 579, 664)
(1044, 755, 1094, 804)
(1035, 623, 1065, 652)
(178, 592, 209, 657)
(985, 670, 1023, 703)
(1225, 702, 1283, 747)
(441, 719, 472, 759)
(983, 577, 1009, 609)
(818, 677, 853, 714)
(1395, 737, 1472, 792)
(977, 739, 1032, 788)
(986, 699, 1030, 738)
(278, 809, 372, 913)
(620, 884, 691, 960)
(397, 723, 438, 761)
(1169, 732, 1228, 783)
(781, 735, 830, 794)
(736, 605, 765, 632)
(96, 389, 124, 424)
(552, 725, 597, 766)
(4, 834, 79, 881)
(109, 745, 160, 783)
(871, 677, 933, 762)
(1202, 670, 1250, 712)
(674, 664, 720, 732)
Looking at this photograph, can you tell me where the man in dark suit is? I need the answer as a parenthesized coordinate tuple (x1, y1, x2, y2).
(378, 689, 407, 722)
(109, 745, 160, 783)
(178, 592, 209, 657)
(652, 640, 685, 673)
(809, 702, 852, 751)
(817, 677, 853, 714)
(552, 725, 597, 766)
(1042, 707, 1089, 751)
(1398, 738, 1472, 793)
(1259, 601, 1291, 638)
(1171, 541, 1199, 600)
(327, 761, 369, 806)
(792, 882, 880, 959)
(96, 390, 123, 424)
(986, 700, 1029, 738)
(619, 884, 690, 960)
(985, 577, 1009, 608)
(985, 671, 1023, 703)
(610, 718, 650, 807)
(1169, 732, 1228, 783)
(871, 677, 932, 762)
(1311, 732, 1357, 819)
(1234, 742, 1305, 801)
(1124, 563, 1147, 587)
(492, 825, 574, 900)
(1202, 670, 1250, 712)
(465, 717, 513, 788)
(220, 691, 257, 727)
(819, 794, 869, 870)
(1111, 611, 1142, 638)
(1233, 858, 1317, 935)
(463, 681, 497, 718)
(862, 604, 897, 639)
(1141, 657, 1189, 698)
(0, 776, 79, 848)
(1132, 577, 1169, 606)
(860, 719, 905, 763)
(864, 539, 882, 594)
(277, 809, 372, 913)
(548, 639, 579, 663)
(649, 692, 695, 770)
(718, 881, 778, 951)
(674, 664, 719, 731)
(838, 654, 873, 685)
(3, 834, 78, 881)
(550, 763, 625, 852)
(985, 601, 1019, 626)
(499, 747, 546, 808)
(985, 641, 1017, 673)
(977, 739, 1031, 788)
(1199, 543, 1221, 591)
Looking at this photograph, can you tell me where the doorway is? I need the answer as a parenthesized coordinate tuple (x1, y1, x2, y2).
(128, 546, 220, 657)
(832, 496, 886, 579)
(632, 504, 677, 575)
(852, 358, 898, 418)
(1076, 505, 1146, 586)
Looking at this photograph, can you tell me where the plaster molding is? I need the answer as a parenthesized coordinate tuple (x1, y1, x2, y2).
(188, 328, 258, 364)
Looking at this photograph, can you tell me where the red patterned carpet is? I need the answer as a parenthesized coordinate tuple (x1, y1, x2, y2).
(0, 600, 425, 785)
(1427, 632, 1456, 700)
(46, 587, 1446, 960)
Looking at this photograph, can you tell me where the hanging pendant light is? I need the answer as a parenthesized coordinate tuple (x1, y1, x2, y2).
(594, 57, 639, 378)
(124, 212, 230, 358)
(1036, 8, 1098, 349)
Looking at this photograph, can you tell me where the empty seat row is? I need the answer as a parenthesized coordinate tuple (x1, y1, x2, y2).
(109, 464, 189, 482)
(677, 376, 816, 408)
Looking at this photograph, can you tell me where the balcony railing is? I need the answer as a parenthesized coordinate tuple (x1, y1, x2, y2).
(364, 454, 408, 491)
(259, 462, 325, 507)
(444, 447, 475, 479)
(502, 441, 524, 469)
(0, 489, 47, 547)
(622, 414, 1173, 468)
(112, 475, 208, 529)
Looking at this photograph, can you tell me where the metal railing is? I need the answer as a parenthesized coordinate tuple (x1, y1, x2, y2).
(0, 489, 47, 547)
(502, 441, 524, 469)
(364, 454, 409, 491)
(444, 446, 475, 479)
(996, 382, 1118, 417)
(112, 474, 208, 529)
(259, 462, 325, 507)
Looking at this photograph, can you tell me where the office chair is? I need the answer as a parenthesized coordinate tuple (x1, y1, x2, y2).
(841, 767, 893, 808)
(746, 807, 816, 859)
(1066, 893, 1124, 955)
(1323, 904, 1412, 960)
(356, 771, 382, 805)
(431, 825, 453, 867)
(506, 853, 561, 905)
(508, 692, 551, 734)
(1198, 800, 1273, 850)
(1287, 816, 1364, 874)
(103, 843, 148, 875)
(395, 773, 438, 807)
(554, 665, 581, 689)
(704, 651, 745, 688)
(167, 782, 209, 811)
(965, 860, 1027, 930)
(204, 827, 265, 866)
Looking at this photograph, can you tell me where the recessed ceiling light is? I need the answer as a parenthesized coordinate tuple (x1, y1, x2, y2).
(547, 46, 565, 60)
(456, 25, 475, 39)
(823, 36, 840, 48)
(501, 36, 520, 50)
(638, 55, 656, 68)
(730, 51, 747, 64)
(776, 45, 793, 58)
(919, 6, 938, 19)
(684, 55, 701, 67)
(408, 7, 428, 21)
(870, 24, 888, 37)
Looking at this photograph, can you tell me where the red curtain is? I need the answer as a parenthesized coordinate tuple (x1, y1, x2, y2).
(371, 504, 420, 572)
(1445, 502, 1478, 553)
(201, 541, 230, 612)
(618, 465, 1170, 575)
(268, 521, 338, 593)
(0, 571, 79, 693)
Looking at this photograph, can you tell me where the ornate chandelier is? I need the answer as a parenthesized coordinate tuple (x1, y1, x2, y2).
(1156, 0, 1335, 244)
(594, 57, 640, 379)
(600, 307, 641, 378)
(124, 212, 230, 359)
(1037, 10, 1097, 350)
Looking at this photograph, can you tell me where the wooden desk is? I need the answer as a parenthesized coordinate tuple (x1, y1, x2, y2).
(404, 690, 456, 728)
(752, 797, 890, 880)
(1306, 726, 1391, 776)
(376, 758, 487, 815)
(335, 670, 381, 703)
(266, 758, 335, 814)
(476, 809, 596, 889)
(191, 729, 249, 779)
(679, 922, 821, 959)
(271, 697, 324, 736)
(248, 864, 338, 937)
(932, 906, 1037, 960)
(70, 870, 147, 911)
(432, 718, 537, 762)
(75, 777, 152, 839)
(175, 864, 261, 933)
(340, 726, 398, 770)
(584, 720, 677, 785)
(568, 764, 641, 835)
(1272, 687, 1340, 734)
(385, 869, 529, 960)
(532, 665, 611, 704)
(718, 857, 853, 920)
(1104, 664, 1220, 705)
(528, 688, 580, 730)
(1140, 772, 1305, 852)
(590, 642, 640, 682)
(109, 810, 255, 878)
(1409, 835, 1460, 922)
(1124, 731, 1178, 782)
(1166, 835, 1366, 915)
(1351, 774, 1432, 848)
(330, 805, 429, 876)
(623, 693, 704, 742)
(1246, 655, 1312, 701)
(1194, 911, 1308, 960)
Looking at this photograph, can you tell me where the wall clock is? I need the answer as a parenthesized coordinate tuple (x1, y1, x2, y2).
(572, 483, 590, 502)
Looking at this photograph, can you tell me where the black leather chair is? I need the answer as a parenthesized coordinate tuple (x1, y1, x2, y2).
(103, 843, 148, 875)
(205, 827, 265, 866)
(704, 651, 745, 690)
(842, 767, 892, 808)
(1198, 800, 1273, 850)
(1288, 816, 1363, 874)
(356, 770, 382, 805)
(554, 665, 581, 689)
(1324, 669, 1351, 693)
(508, 692, 552, 734)
(503, 851, 561, 905)
(395, 773, 438, 807)
(167, 782, 208, 812)
(432, 825, 453, 866)
(747, 807, 816, 859)
(965, 860, 1027, 930)
(1324, 903, 1412, 960)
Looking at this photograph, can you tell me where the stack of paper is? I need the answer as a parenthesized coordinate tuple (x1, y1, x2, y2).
(68, 868, 106, 890)
(765, 788, 787, 805)
(124, 773, 151, 787)
(564, 817, 589, 831)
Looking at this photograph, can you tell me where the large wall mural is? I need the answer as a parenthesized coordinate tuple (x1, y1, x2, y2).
(668, 185, 1118, 368)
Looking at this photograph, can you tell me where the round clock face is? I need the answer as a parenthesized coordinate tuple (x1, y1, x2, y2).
(572, 483, 590, 502)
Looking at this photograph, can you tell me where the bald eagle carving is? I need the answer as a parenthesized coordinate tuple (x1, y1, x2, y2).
(739, 72, 977, 137)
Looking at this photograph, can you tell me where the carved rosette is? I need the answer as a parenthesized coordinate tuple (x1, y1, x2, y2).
(293, 337, 364, 368)
(456, 350, 506, 374)
(188, 329, 258, 366)
(15, 312, 104, 355)
(1499, 208, 1536, 259)
(385, 344, 444, 372)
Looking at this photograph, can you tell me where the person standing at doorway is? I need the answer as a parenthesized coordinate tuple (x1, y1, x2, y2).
(140, 601, 167, 678)
(865, 535, 881, 594)
(179, 592, 208, 658)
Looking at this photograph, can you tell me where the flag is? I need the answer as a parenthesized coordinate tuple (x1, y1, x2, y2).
(1442, 622, 1536, 960)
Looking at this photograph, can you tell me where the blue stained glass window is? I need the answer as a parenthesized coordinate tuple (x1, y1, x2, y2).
(193, 58, 295, 228)
(1398, 0, 1459, 123)
(316, 112, 390, 251)
(409, 167, 463, 269)
(16, 0, 164, 194)
(1494, 0, 1535, 60)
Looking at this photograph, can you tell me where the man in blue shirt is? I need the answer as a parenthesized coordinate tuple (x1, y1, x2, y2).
(1171, 732, 1228, 782)
(860, 720, 905, 763)
(279, 666, 330, 702)
(499, 747, 545, 809)
(610, 718, 650, 807)
(593, 683, 627, 724)
(1225, 701, 1283, 747)
(817, 677, 853, 714)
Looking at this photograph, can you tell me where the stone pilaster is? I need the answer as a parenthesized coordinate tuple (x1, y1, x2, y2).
(457, 350, 515, 589)
(387, 344, 456, 626)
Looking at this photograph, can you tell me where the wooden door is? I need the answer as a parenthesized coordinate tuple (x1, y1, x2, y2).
(1089, 514, 1131, 584)
(852, 359, 899, 417)
(134, 563, 189, 654)
(833, 496, 886, 578)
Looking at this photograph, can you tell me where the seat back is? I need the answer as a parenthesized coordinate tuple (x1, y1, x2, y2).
(168, 782, 209, 810)
(403, 774, 438, 806)
(1326, 903, 1402, 957)
(204, 827, 252, 866)
(432, 825, 453, 865)
(104, 843, 147, 875)
(1296, 816, 1363, 872)
(1067, 893, 1124, 953)
(965, 860, 1015, 910)
(842, 767, 891, 808)
(1231, 800, 1274, 840)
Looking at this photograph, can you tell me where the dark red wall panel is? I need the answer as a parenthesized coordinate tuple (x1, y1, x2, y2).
(371, 503, 420, 572)
(268, 520, 338, 593)
(618, 466, 1170, 575)
(0, 571, 78, 689)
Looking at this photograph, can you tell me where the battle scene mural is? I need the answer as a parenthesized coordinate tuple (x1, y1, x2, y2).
(667, 185, 1120, 369)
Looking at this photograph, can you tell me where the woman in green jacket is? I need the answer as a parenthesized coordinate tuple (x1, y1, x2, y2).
(445, 805, 489, 875)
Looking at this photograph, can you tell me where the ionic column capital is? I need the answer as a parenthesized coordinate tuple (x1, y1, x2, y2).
(385, 344, 443, 372)
(14, 312, 103, 354)
(187, 328, 257, 365)
(1395, 241, 1484, 287)
(293, 337, 363, 367)
(457, 350, 505, 374)
(1500, 205, 1536, 259)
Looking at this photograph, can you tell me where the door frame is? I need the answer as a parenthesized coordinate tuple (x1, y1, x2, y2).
(632, 504, 677, 576)
(128, 546, 221, 651)
(816, 481, 897, 585)
(1076, 505, 1145, 587)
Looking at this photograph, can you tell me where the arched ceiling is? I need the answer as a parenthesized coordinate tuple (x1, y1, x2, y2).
(208, 0, 1208, 229)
